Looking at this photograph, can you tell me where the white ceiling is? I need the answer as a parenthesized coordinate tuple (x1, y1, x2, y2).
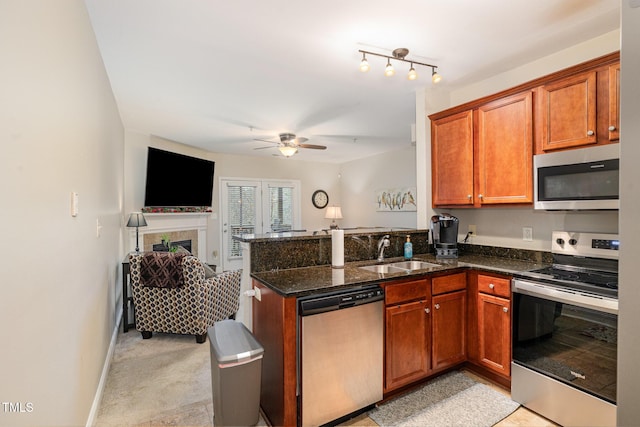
(85, 0, 620, 164)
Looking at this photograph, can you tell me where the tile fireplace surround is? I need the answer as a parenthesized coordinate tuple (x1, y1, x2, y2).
(127, 212, 210, 257)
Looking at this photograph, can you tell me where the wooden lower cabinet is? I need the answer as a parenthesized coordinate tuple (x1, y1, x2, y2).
(477, 293, 511, 377)
(468, 271, 512, 384)
(385, 299, 431, 391)
(432, 290, 466, 371)
(384, 278, 430, 392)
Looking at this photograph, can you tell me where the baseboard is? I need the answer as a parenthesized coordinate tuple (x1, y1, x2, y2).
(85, 306, 122, 427)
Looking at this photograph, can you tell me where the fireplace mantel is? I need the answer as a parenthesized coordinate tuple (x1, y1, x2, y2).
(128, 212, 210, 258)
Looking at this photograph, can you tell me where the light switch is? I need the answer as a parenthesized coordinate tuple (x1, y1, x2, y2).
(71, 192, 79, 217)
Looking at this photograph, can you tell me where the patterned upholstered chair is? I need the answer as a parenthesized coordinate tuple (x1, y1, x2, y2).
(129, 252, 241, 343)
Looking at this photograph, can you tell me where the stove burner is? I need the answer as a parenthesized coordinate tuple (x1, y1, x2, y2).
(531, 266, 618, 289)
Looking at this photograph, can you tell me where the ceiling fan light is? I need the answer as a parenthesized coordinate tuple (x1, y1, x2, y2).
(407, 65, 418, 81)
(432, 68, 442, 84)
(279, 145, 298, 157)
(384, 59, 395, 77)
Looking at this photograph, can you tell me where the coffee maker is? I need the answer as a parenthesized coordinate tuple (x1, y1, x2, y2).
(430, 213, 459, 259)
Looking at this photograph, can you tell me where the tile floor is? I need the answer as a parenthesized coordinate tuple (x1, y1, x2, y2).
(95, 327, 558, 426)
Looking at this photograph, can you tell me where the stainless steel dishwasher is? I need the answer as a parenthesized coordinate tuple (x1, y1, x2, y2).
(299, 285, 384, 427)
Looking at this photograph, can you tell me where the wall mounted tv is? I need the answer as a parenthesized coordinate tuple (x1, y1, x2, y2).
(143, 147, 215, 207)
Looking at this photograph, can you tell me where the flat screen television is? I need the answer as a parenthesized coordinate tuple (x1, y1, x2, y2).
(143, 147, 215, 207)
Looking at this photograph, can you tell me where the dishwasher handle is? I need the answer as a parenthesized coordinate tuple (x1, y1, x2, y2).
(299, 286, 384, 316)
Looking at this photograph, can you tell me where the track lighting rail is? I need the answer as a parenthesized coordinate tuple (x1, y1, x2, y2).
(358, 48, 441, 83)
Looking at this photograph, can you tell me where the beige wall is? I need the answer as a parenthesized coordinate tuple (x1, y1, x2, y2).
(0, 1, 124, 426)
(339, 146, 418, 229)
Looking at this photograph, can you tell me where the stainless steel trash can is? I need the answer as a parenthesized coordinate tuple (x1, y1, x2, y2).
(208, 320, 264, 427)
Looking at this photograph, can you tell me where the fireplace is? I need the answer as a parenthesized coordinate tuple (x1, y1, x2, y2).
(152, 239, 193, 253)
(128, 212, 210, 258)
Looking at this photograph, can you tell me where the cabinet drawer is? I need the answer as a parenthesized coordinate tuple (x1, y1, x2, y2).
(432, 273, 466, 295)
(386, 279, 429, 305)
(477, 274, 510, 298)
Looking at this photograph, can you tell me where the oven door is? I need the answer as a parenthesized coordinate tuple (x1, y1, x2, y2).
(512, 278, 617, 403)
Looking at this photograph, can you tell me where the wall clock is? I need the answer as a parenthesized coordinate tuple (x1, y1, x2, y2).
(312, 190, 329, 209)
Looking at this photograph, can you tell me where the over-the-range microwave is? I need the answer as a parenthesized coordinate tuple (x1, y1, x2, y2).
(534, 144, 619, 210)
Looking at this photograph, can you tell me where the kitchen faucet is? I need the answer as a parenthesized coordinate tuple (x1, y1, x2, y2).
(377, 235, 390, 262)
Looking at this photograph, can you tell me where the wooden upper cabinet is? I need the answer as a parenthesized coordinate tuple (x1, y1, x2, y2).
(539, 70, 597, 151)
(476, 91, 533, 204)
(431, 110, 474, 206)
(608, 62, 620, 141)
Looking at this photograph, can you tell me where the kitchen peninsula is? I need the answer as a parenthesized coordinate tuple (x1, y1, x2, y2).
(234, 229, 551, 426)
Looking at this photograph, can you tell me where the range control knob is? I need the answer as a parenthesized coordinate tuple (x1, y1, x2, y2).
(569, 238, 578, 246)
(556, 238, 565, 245)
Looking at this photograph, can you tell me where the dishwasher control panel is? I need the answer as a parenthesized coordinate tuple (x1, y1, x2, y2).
(299, 285, 384, 316)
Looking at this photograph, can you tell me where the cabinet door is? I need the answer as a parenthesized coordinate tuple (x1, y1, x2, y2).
(608, 62, 620, 141)
(432, 290, 466, 371)
(476, 91, 533, 204)
(477, 293, 511, 378)
(539, 70, 597, 151)
(385, 300, 431, 391)
(431, 110, 474, 206)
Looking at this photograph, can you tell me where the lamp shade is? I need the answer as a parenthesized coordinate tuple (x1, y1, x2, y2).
(126, 212, 147, 228)
(324, 206, 343, 220)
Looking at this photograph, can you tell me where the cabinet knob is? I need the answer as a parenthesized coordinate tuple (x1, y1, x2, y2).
(425, 308, 430, 314)
(503, 307, 509, 313)
(587, 130, 595, 136)
(609, 125, 617, 131)
(467, 194, 472, 200)
(489, 283, 495, 290)
(435, 303, 440, 310)
(478, 194, 483, 200)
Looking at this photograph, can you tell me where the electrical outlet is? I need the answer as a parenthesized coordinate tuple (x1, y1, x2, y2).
(523, 227, 533, 241)
(254, 286, 262, 301)
(468, 224, 477, 236)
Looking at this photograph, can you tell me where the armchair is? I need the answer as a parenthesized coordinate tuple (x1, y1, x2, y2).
(129, 252, 241, 343)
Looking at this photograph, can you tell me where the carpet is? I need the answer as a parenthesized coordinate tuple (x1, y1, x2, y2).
(368, 371, 519, 427)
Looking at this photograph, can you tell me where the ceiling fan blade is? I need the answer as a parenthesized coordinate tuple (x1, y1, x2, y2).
(298, 143, 327, 150)
(253, 138, 278, 144)
(295, 137, 308, 144)
(253, 145, 275, 150)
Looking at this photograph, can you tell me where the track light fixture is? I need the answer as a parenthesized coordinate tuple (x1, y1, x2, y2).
(358, 48, 441, 83)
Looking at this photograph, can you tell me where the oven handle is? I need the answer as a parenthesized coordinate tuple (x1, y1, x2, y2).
(512, 278, 618, 315)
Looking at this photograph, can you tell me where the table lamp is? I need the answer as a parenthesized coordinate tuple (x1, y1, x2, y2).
(126, 212, 148, 252)
(325, 206, 343, 229)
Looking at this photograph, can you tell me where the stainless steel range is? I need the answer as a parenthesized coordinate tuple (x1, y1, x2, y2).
(511, 231, 618, 427)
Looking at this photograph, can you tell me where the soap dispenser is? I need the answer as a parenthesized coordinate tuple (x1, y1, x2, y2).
(404, 235, 413, 260)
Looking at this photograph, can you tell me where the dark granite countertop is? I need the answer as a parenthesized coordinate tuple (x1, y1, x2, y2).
(251, 253, 548, 297)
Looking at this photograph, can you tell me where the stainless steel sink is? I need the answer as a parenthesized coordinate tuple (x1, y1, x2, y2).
(386, 261, 440, 270)
(359, 260, 440, 273)
(358, 264, 404, 274)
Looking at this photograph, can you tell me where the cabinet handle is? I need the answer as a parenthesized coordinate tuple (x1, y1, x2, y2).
(425, 308, 430, 314)
(489, 283, 495, 289)
(609, 125, 617, 131)
(587, 130, 595, 136)
(503, 307, 509, 313)
(435, 303, 440, 310)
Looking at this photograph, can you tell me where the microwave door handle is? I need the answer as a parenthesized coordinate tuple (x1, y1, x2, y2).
(512, 279, 618, 315)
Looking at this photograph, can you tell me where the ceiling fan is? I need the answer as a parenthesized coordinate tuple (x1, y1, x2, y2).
(253, 133, 327, 157)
